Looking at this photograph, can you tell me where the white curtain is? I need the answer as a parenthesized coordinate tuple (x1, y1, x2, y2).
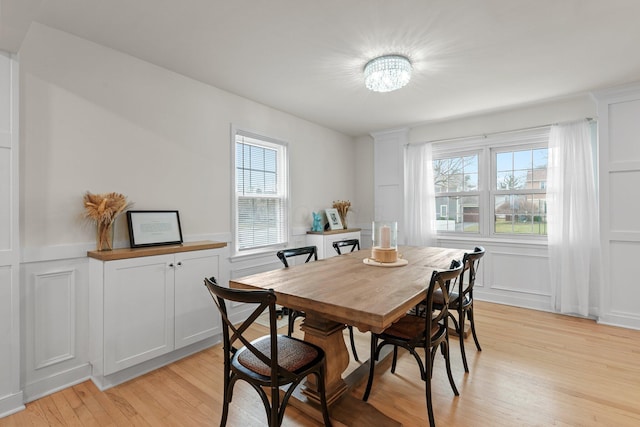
(547, 119, 600, 316)
(404, 143, 436, 246)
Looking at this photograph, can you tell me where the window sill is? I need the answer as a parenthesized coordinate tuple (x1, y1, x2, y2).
(436, 234, 548, 247)
(229, 246, 285, 263)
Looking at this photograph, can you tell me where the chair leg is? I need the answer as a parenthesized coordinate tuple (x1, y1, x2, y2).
(458, 309, 469, 373)
(468, 306, 482, 351)
(442, 339, 459, 396)
(425, 379, 436, 427)
(362, 334, 378, 401)
(425, 345, 436, 427)
(391, 345, 399, 373)
(348, 326, 359, 362)
(220, 369, 234, 426)
(220, 386, 231, 426)
(270, 385, 280, 427)
(317, 366, 333, 427)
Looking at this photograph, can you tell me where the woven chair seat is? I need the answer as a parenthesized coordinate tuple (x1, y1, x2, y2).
(433, 289, 468, 308)
(237, 335, 319, 377)
(382, 315, 441, 341)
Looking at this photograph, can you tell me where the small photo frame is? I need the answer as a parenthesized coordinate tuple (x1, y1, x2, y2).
(325, 208, 343, 230)
(126, 210, 183, 248)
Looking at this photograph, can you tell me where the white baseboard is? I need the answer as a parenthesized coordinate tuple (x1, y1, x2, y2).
(23, 363, 92, 403)
(91, 336, 221, 391)
(598, 312, 640, 331)
(0, 392, 25, 419)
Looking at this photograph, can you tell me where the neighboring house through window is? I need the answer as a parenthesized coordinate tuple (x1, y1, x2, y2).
(233, 128, 289, 254)
(432, 127, 549, 237)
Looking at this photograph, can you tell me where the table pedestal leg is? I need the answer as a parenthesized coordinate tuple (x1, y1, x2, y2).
(288, 314, 403, 426)
(299, 314, 350, 405)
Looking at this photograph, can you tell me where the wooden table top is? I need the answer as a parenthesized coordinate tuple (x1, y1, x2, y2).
(230, 245, 466, 334)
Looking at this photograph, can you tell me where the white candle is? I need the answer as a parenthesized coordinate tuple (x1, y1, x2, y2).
(380, 225, 391, 249)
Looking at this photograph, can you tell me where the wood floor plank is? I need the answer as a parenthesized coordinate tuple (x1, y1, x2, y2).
(50, 391, 83, 427)
(3, 301, 640, 426)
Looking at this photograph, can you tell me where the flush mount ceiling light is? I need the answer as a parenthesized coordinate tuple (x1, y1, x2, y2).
(364, 55, 412, 93)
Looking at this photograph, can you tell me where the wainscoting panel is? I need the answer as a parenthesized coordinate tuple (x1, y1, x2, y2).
(607, 241, 640, 328)
(228, 252, 283, 321)
(608, 98, 640, 163)
(0, 266, 18, 409)
(437, 238, 551, 311)
(609, 170, 640, 232)
(489, 250, 550, 296)
(33, 270, 76, 369)
(22, 258, 91, 402)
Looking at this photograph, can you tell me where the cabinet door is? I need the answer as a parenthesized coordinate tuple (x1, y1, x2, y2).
(174, 249, 220, 349)
(104, 254, 174, 375)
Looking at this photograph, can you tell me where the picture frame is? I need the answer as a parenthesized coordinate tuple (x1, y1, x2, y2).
(126, 210, 183, 248)
(325, 208, 343, 230)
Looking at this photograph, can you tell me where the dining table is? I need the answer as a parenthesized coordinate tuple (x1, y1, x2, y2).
(230, 245, 467, 426)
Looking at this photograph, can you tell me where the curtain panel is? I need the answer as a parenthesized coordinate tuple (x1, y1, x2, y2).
(547, 119, 601, 317)
(404, 143, 436, 246)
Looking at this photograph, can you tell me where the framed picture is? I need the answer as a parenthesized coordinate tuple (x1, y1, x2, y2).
(325, 208, 343, 230)
(126, 210, 183, 248)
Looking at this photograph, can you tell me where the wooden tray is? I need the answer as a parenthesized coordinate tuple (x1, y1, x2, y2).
(363, 258, 408, 268)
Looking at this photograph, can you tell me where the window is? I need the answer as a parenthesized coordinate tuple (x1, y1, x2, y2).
(433, 154, 480, 232)
(233, 129, 288, 253)
(493, 146, 548, 235)
(432, 127, 549, 237)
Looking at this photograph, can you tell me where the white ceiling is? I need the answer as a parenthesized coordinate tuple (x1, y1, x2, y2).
(2, 0, 640, 136)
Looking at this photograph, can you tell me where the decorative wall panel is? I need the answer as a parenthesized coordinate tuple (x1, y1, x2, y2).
(33, 271, 76, 369)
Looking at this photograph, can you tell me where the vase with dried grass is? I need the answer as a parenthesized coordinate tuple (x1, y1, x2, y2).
(83, 191, 131, 251)
(332, 200, 351, 229)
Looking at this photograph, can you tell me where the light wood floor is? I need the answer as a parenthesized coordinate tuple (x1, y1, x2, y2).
(3, 301, 640, 426)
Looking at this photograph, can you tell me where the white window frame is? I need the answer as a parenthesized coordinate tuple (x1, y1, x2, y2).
(431, 127, 550, 240)
(432, 149, 483, 234)
(490, 141, 549, 237)
(231, 127, 289, 256)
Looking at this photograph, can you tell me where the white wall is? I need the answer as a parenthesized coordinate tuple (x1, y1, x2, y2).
(410, 94, 596, 144)
(353, 134, 374, 231)
(19, 23, 358, 252)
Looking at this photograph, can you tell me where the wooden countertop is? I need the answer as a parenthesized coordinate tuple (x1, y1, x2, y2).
(87, 240, 227, 261)
(306, 228, 361, 235)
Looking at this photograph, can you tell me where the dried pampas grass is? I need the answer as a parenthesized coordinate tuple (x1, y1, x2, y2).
(332, 200, 351, 228)
(83, 191, 131, 250)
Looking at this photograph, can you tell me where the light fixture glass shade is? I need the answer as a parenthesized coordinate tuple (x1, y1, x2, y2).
(364, 55, 412, 93)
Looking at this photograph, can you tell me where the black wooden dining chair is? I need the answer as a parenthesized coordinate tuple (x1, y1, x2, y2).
(433, 246, 485, 372)
(203, 277, 332, 427)
(331, 238, 361, 362)
(362, 260, 463, 427)
(276, 246, 318, 336)
(332, 238, 360, 255)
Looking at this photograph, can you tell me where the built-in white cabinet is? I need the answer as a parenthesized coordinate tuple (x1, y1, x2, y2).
(306, 229, 361, 259)
(174, 249, 224, 348)
(101, 254, 175, 375)
(89, 241, 225, 387)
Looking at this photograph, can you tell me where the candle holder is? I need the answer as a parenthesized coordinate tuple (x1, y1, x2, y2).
(371, 221, 398, 263)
